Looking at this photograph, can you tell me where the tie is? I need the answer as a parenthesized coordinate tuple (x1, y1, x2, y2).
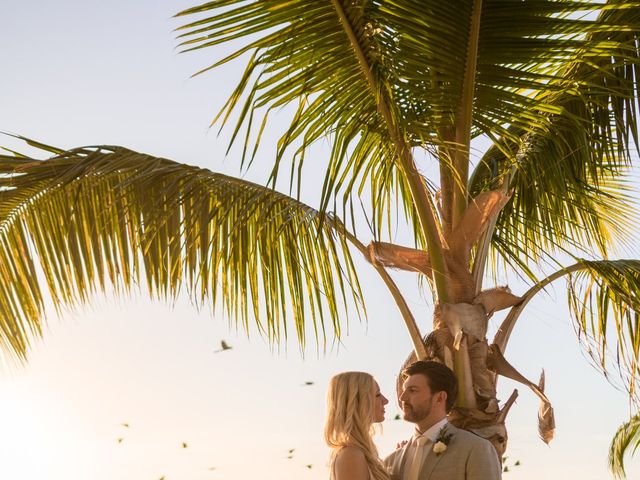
(406, 436, 428, 480)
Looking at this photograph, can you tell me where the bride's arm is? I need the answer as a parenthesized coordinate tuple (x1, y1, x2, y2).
(334, 447, 369, 480)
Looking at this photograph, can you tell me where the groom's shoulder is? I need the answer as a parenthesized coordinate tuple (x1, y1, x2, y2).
(447, 424, 492, 447)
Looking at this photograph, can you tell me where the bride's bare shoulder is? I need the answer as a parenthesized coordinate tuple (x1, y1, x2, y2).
(334, 447, 368, 479)
(335, 446, 366, 461)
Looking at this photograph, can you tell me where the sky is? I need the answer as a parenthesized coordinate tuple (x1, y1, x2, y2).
(0, 1, 639, 479)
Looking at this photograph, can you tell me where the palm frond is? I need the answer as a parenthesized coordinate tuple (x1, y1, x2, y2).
(378, 0, 637, 146)
(566, 260, 640, 400)
(0, 139, 364, 360)
(499, 160, 634, 271)
(609, 412, 640, 478)
(175, 0, 419, 237)
(474, 1, 640, 141)
(494, 259, 640, 401)
(470, 2, 640, 272)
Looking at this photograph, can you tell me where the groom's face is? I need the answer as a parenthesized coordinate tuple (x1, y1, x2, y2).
(399, 373, 435, 423)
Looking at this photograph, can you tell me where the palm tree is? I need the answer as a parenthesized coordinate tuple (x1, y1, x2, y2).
(2, 0, 640, 473)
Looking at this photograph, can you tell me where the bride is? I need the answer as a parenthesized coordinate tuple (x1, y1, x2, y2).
(324, 371, 390, 480)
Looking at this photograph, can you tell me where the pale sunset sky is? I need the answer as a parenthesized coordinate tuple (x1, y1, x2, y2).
(0, 1, 638, 480)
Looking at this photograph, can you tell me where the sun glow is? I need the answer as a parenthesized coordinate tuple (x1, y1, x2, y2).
(0, 388, 52, 478)
(0, 381, 91, 480)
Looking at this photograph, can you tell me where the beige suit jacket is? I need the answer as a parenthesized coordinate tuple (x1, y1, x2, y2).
(384, 424, 501, 480)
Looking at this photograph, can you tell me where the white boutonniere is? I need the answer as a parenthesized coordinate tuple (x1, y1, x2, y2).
(433, 427, 453, 455)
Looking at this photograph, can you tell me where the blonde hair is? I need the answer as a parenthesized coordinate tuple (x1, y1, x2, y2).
(324, 372, 389, 480)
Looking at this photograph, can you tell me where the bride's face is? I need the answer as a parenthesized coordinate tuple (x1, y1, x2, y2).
(372, 381, 389, 423)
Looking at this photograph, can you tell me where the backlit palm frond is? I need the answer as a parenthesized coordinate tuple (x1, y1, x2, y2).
(566, 260, 640, 401)
(494, 259, 640, 409)
(609, 412, 640, 478)
(372, 0, 472, 140)
(339, 1, 627, 144)
(474, 0, 640, 143)
(477, 130, 637, 279)
(470, 3, 640, 272)
(175, 0, 420, 236)
(0, 139, 363, 360)
(472, 131, 636, 283)
(498, 153, 634, 273)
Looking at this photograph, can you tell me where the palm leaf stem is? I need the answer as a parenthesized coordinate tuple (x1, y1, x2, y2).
(331, 0, 449, 303)
(337, 225, 427, 360)
(439, 138, 455, 235)
(471, 163, 517, 295)
(454, 336, 478, 409)
(452, 0, 483, 228)
(494, 263, 585, 353)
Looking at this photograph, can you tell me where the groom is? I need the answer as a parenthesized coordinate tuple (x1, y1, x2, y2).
(385, 361, 501, 480)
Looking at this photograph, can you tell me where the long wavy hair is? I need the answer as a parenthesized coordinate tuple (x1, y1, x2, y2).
(324, 371, 389, 480)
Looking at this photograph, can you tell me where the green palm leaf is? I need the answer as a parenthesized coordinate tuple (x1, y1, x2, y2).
(176, 0, 411, 232)
(377, 0, 637, 143)
(473, 1, 640, 141)
(0, 139, 364, 360)
(494, 259, 640, 402)
(566, 260, 640, 400)
(469, 3, 640, 276)
(610, 412, 640, 478)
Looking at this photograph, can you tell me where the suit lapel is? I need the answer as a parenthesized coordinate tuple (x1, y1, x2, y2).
(419, 445, 445, 480)
(397, 442, 412, 478)
(420, 423, 459, 479)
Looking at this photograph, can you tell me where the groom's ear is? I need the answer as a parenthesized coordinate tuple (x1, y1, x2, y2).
(435, 390, 447, 406)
